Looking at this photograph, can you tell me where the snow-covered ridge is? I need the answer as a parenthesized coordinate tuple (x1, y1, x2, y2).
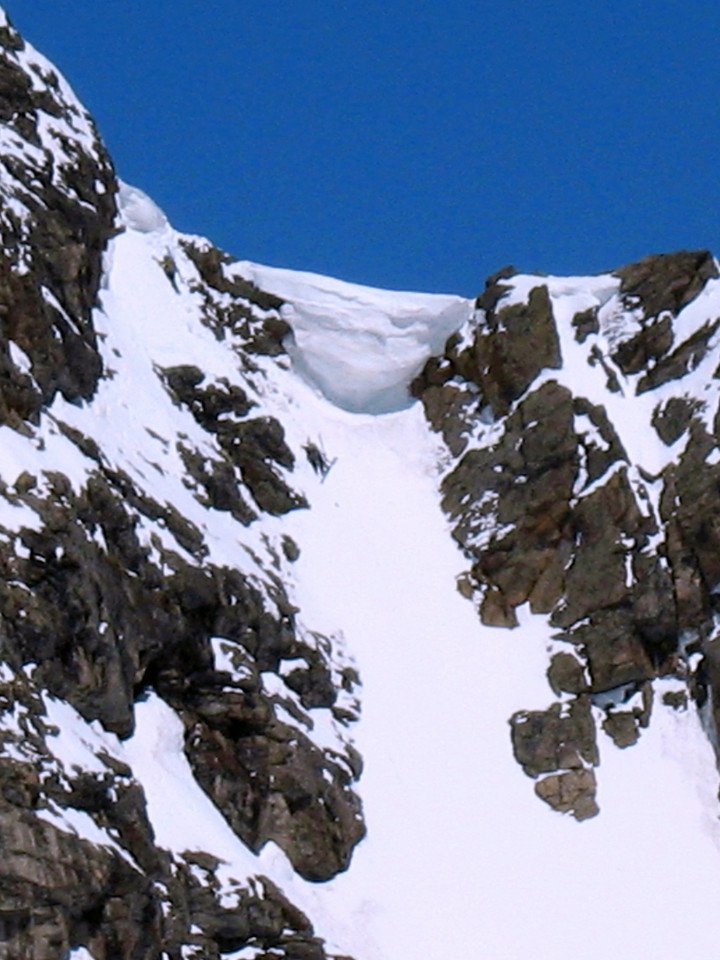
(116, 184, 473, 415)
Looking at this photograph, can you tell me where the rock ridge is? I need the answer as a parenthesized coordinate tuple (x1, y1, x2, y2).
(414, 250, 720, 818)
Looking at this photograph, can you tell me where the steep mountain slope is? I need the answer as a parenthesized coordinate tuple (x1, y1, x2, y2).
(2, 9, 720, 960)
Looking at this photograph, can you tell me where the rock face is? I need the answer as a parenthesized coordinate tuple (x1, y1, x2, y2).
(413, 251, 720, 817)
(0, 12, 363, 959)
(0, 17, 116, 426)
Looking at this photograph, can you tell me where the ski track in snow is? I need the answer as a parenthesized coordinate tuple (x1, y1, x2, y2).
(20, 186, 720, 959)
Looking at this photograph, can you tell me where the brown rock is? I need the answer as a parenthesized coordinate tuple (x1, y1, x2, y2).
(510, 696, 597, 778)
(567, 609, 655, 693)
(602, 711, 640, 748)
(534, 768, 599, 821)
(547, 652, 588, 696)
(480, 588, 518, 628)
(638, 318, 720, 393)
(472, 285, 562, 417)
(572, 306, 599, 343)
(615, 249, 718, 320)
(652, 396, 701, 446)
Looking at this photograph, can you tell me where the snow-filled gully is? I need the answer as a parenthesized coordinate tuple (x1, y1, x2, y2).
(274, 398, 720, 960)
(88, 195, 720, 958)
(281, 391, 720, 960)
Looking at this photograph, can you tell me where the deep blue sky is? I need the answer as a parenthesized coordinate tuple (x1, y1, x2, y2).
(7, 1, 720, 295)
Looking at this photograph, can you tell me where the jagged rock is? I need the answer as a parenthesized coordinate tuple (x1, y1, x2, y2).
(556, 469, 649, 628)
(185, 714, 364, 882)
(0, 436, 363, 903)
(474, 264, 516, 312)
(181, 241, 284, 313)
(662, 689, 688, 710)
(443, 380, 577, 620)
(510, 696, 598, 776)
(573, 397, 627, 486)
(572, 306, 599, 343)
(284, 661, 337, 710)
(281, 535, 300, 562)
(611, 314, 674, 376)
(180, 239, 291, 355)
(479, 588, 518, 628)
(638, 318, 720, 393)
(178, 442, 257, 525)
(163, 365, 255, 424)
(561, 609, 655, 692)
(415, 382, 476, 456)
(665, 422, 720, 592)
(471, 285, 562, 417)
(547, 652, 588, 696)
(615, 249, 718, 321)
(601, 710, 640, 748)
(414, 260, 720, 821)
(224, 418, 307, 515)
(163, 365, 306, 517)
(510, 697, 599, 820)
(534, 769, 599, 821)
(630, 554, 677, 657)
(412, 276, 562, 452)
(0, 800, 160, 960)
(0, 18, 117, 423)
(652, 396, 701, 445)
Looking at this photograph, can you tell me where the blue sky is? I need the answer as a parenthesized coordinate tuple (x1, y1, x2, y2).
(7, 1, 720, 295)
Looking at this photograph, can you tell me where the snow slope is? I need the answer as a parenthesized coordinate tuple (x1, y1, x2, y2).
(280, 388, 720, 960)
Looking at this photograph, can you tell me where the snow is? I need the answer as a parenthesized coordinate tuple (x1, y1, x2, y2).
(51, 217, 285, 590)
(280, 389, 720, 960)
(240, 261, 472, 413)
(122, 691, 357, 936)
(8, 340, 32, 375)
(124, 693, 257, 870)
(12, 232, 720, 957)
(36, 802, 137, 867)
(43, 694, 119, 777)
(118, 181, 169, 234)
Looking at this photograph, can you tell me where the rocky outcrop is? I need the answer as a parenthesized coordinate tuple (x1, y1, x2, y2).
(615, 249, 717, 321)
(0, 18, 116, 427)
(510, 696, 598, 820)
(180, 239, 291, 356)
(164, 364, 306, 519)
(0, 13, 364, 958)
(0, 387, 362, 956)
(415, 250, 720, 818)
(0, 666, 333, 958)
